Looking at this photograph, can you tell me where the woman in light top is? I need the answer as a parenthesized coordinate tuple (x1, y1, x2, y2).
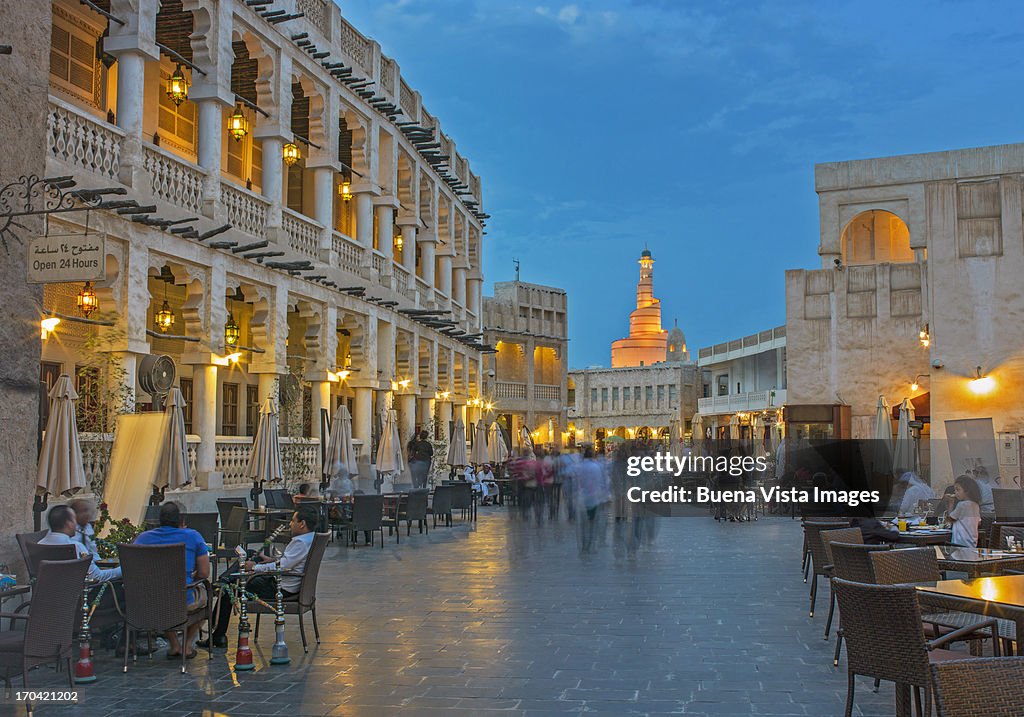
(947, 474, 983, 548)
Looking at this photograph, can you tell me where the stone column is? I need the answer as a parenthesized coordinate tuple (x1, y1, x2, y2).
(417, 396, 434, 430)
(525, 339, 536, 430)
(355, 192, 374, 249)
(312, 166, 335, 255)
(452, 266, 467, 307)
(397, 393, 417, 451)
(257, 373, 279, 405)
(261, 136, 284, 231)
(195, 98, 226, 218)
(419, 234, 436, 285)
(191, 363, 222, 489)
(438, 400, 453, 439)
(112, 49, 148, 188)
(376, 205, 394, 260)
(116, 352, 138, 412)
(438, 254, 453, 297)
(310, 379, 331, 443)
(400, 223, 417, 274)
(352, 386, 373, 446)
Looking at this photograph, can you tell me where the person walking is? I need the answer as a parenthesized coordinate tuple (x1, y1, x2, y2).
(407, 430, 434, 490)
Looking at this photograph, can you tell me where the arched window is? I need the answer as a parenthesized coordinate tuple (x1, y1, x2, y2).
(840, 210, 913, 265)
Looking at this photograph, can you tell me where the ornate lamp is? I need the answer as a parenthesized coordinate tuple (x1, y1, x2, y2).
(155, 284, 174, 333)
(227, 105, 249, 142)
(225, 312, 240, 346)
(76, 281, 99, 317)
(393, 232, 404, 250)
(282, 142, 300, 166)
(338, 180, 352, 202)
(165, 64, 189, 107)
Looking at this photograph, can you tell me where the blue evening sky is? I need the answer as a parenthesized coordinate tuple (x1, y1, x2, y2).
(341, 1, 1024, 368)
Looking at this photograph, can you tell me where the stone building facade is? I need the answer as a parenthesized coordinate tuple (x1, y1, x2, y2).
(787, 142, 1024, 484)
(482, 280, 568, 448)
(23, 0, 489, 509)
(0, 1, 50, 568)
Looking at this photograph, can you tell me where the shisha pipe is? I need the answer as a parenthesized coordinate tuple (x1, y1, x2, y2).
(270, 559, 290, 664)
(233, 546, 254, 671)
(74, 585, 96, 682)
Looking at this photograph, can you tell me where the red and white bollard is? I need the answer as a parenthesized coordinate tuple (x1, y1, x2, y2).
(74, 587, 96, 683)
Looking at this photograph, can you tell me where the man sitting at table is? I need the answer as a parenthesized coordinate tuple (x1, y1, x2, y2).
(40, 505, 122, 582)
(199, 506, 317, 648)
(134, 501, 211, 659)
(68, 497, 100, 559)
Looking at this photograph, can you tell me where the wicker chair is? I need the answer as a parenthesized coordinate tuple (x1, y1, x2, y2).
(0, 557, 90, 694)
(871, 548, 1016, 653)
(401, 491, 429, 536)
(993, 489, 1024, 522)
(117, 543, 211, 674)
(185, 513, 220, 548)
(15, 531, 49, 582)
(931, 657, 1024, 717)
(805, 521, 849, 618)
(429, 486, 454, 528)
(251, 532, 329, 652)
(991, 523, 1024, 551)
(800, 516, 848, 580)
(449, 482, 475, 522)
(350, 494, 385, 548)
(820, 528, 865, 639)
(832, 577, 998, 717)
(24, 543, 78, 583)
(829, 542, 892, 665)
(380, 494, 405, 544)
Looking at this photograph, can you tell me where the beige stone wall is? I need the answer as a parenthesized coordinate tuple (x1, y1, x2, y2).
(0, 2, 50, 569)
(789, 144, 1024, 485)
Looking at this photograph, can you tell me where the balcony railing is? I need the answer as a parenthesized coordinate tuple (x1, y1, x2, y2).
(332, 230, 364, 274)
(534, 385, 561, 401)
(46, 97, 122, 181)
(340, 17, 371, 71)
(495, 382, 527, 400)
(215, 436, 320, 486)
(221, 181, 269, 237)
(143, 145, 204, 214)
(697, 389, 787, 415)
(282, 208, 322, 260)
(81, 432, 198, 489)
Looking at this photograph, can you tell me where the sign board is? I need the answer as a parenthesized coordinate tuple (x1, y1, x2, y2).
(26, 233, 105, 284)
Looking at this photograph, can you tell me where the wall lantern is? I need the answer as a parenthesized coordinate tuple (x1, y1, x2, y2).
(338, 180, 352, 202)
(968, 367, 995, 395)
(282, 142, 300, 166)
(76, 281, 99, 317)
(393, 232, 404, 250)
(154, 283, 174, 333)
(919, 324, 930, 349)
(166, 64, 189, 107)
(227, 105, 249, 142)
(40, 317, 60, 340)
(224, 312, 240, 346)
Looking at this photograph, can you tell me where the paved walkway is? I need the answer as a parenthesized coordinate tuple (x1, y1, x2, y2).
(14, 508, 910, 716)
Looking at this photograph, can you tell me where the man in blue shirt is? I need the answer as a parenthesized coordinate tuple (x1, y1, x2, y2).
(134, 502, 210, 659)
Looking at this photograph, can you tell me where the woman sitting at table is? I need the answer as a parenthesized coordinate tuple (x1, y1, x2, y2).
(946, 474, 983, 548)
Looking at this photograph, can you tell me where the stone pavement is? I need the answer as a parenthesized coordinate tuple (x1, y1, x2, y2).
(10, 508, 914, 716)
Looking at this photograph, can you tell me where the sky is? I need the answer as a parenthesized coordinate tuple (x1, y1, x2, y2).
(340, 1, 1024, 368)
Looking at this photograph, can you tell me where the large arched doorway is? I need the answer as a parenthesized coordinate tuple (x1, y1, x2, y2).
(840, 210, 912, 265)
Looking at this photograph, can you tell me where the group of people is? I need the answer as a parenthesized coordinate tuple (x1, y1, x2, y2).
(38, 497, 319, 659)
(893, 470, 989, 548)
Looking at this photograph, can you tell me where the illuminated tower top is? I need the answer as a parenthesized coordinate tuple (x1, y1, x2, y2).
(611, 248, 668, 367)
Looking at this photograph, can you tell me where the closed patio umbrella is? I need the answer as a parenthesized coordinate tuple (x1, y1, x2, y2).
(155, 386, 190, 491)
(691, 413, 704, 455)
(247, 398, 283, 507)
(892, 398, 917, 476)
(36, 375, 86, 498)
(751, 414, 765, 457)
(519, 426, 533, 452)
(470, 420, 489, 466)
(447, 418, 467, 467)
(324, 405, 358, 479)
(488, 422, 510, 464)
(873, 395, 893, 476)
(729, 414, 740, 442)
(376, 408, 405, 485)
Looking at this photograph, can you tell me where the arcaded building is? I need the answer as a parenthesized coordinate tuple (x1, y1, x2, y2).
(482, 280, 568, 448)
(18, 0, 489, 514)
(786, 143, 1024, 484)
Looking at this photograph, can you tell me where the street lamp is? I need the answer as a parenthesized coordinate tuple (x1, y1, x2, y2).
(282, 142, 300, 166)
(227, 105, 249, 142)
(165, 64, 189, 107)
(76, 281, 99, 317)
(968, 367, 995, 395)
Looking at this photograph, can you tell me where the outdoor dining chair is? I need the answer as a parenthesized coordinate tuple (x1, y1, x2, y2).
(117, 543, 211, 674)
(350, 494, 385, 548)
(185, 512, 220, 548)
(0, 557, 90, 695)
(401, 490, 429, 535)
(829, 542, 892, 665)
(429, 485, 453, 528)
(252, 532, 329, 652)
(930, 656, 1024, 717)
(820, 527, 865, 639)
(381, 494, 405, 544)
(449, 482, 475, 522)
(15, 530, 48, 581)
(800, 516, 847, 581)
(871, 548, 1016, 654)
(804, 520, 850, 618)
(832, 577, 998, 717)
(215, 497, 247, 536)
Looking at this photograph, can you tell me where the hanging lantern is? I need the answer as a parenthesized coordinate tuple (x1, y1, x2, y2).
(227, 105, 249, 142)
(155, 300, 175, 333)
(76, 281, 99, 317)
(165, 64, 189, 107)
(282, 142, 300, 166)
(344, 351, 352, 369)
(224, 312, 240, 346)
(338, 180, 352, 202)
(393, 232, 404, 250)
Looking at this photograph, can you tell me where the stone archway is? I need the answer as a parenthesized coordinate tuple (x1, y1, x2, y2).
(840, 210, 912, 265)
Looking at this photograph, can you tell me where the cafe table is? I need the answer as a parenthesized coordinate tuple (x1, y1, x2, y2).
(932, 546, 1024, 578)
(916, 573, 1024, 653)
(889, 524, 952, 545)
